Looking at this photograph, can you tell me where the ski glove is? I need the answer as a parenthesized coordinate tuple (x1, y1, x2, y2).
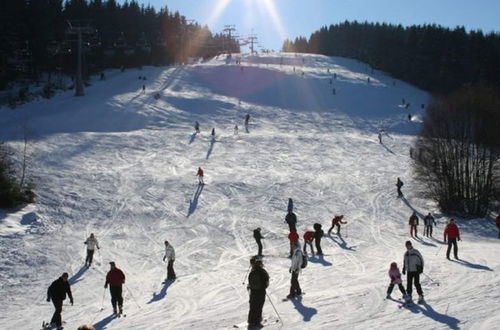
(402, 268, 406, 275)
(104, 284, 108, 289)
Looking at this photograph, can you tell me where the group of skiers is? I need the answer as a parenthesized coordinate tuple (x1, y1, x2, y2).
(193, 113, 250, 138)
(46, 234, 176, 329)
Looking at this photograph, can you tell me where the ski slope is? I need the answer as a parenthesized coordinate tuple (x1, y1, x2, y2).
(1, 53, 499, 330)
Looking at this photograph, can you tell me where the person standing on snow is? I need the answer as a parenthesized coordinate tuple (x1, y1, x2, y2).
(47, 272, 73, 329)
(396, 177, 404, 198)
(211, 128, 215, 137)
(287, 198, 294, 213)
(402, 241, 424, 304)
(287, 242, 303, 299)
(313, 223, 324, 255)
(303, 230, 315, 256)
(386, 262, 407, 300)
(327, 215, 346, 236)
(247, 256, 269, 328)
(288, 231, 299, 258)
(234, 125, 238, 135)
(409, 211, 419, 238)
(194, 121, 200, 133)
(253, 228, 264, 257)
(105, 262, 125, 315)
(196, 167, 204, 185)
(444, 219, 461, 260)
(84, 233, 100, 267)
(423, 213, 436, 237)
(163, 240, 176, 281)
(285, 210, 297, 232)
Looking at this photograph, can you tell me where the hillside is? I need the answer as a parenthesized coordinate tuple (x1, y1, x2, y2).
(1, 53, 499, 330)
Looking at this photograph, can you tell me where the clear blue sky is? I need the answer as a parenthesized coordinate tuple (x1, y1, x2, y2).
(125, 0, 500, 52)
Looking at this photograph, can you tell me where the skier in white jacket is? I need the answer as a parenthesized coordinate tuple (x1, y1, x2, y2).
(402, 240, 424, 303)
(84, 233, 100, 267)
(287, 242, 303, 298)
(163, 241, 176, 281)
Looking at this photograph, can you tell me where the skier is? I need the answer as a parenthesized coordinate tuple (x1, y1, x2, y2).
(142, 84, 145, 94)
(327, 215, 346, 236)
(287, 242, 303, 299)
(402, 241, 424, 304)
(211, 128, 215, 137)
(247, 256, 269, 328)
(194, 121, 200, 133)
(285, 210, 297, 232)
(386, 262, 407, 300)
(253, 228, 264, 257)
(408, 114, 412, 121)
(46, 272, 73, 330)
(287, 198, 294, 213)
(303, 231, 314, 256)
(234, 125, 238, 135)
(104, 262, 125, 315)
(313, 223, 324, 255)
(423, 213, 436, 237)
(84, 233, 100, 267)
(163, 240, 176, 281)
(396, 177, 404, 198)
(409, 211, 419, 238)
(444, 219, 461, 260)
(288, 231, 299, 258)
(378, 132, 382, 144)
(496, 215, 500, 239)
(245, 113, 250, 126)
(196, 167, 204, 185)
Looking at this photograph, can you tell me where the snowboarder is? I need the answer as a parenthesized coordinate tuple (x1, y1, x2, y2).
(253, 228, 264, 257)
(287, 198, 294, 213)
(84, 233, 100, 267)
(402, 241, 424, 304)
(287, 242, 303, 299)
(196, 167, 204, 185)
(194, 121, 200, 133)
(423, 213, 436, 237)
(386, 262, 407, 300)
(46, 272, 73, 330)
(104, 262, 125, 315)
(396, 177, 404, 198)
(247, 256, 269, 328)
(163, 240, 176, 281)
(244, 113, 250, 126)
(444, 219, 461, 260)
(285, 210, 297, 232)
(313, 223, 324, 255)
(327, 215, 347, 236)
(288, 231, 299, 258)
(409, 211, 419, 238)
(303, 231, 314, 256)
(496, 215, 500, 239)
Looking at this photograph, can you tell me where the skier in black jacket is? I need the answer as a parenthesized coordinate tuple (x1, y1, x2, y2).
(313, 223, 324, 255)
(247, 256, 269, 328)
(47, 272, 73, 329)
(253, 228, 264, 256)
(285, 211, 297, 232)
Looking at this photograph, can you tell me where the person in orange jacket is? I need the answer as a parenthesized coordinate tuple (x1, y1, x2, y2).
(303, 231, 314, 256)
(444, 219, 461, 260)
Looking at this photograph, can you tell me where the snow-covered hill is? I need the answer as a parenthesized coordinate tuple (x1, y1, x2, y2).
(1, 53, 499, 330)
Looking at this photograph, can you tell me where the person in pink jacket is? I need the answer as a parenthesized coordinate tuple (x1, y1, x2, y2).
(386, 262, 407, 300)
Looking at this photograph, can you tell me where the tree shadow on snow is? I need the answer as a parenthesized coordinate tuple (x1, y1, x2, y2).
(187, 184, 204, 217)
(308, 254, 332, 267)
(206, 137, 216, 159)
(290, 296, 317, 321)
(326, 235, 357, 251)
(401, 197, 425, 219)
(418, 302, 461, 330)
(451, 259, 493, 271)
(93, 314, 117, 330)
(188, 132, 197, 144)
(68, 265, 89, 285)
(147, 280, 174, 304)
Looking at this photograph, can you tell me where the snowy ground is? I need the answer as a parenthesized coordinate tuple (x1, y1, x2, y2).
(1, 53, 499, 330)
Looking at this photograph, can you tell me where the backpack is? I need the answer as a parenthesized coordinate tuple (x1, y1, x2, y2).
(301, 252, 308, 269)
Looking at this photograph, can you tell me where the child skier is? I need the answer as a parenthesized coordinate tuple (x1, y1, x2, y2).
(386, 262, 407, 299)
(327, 215, 347, 236)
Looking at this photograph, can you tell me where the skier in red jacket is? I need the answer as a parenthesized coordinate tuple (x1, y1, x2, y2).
(105, 262, 126, 315)
(288, 231, 299, 258)
(196, 167, 204, 185)
(444, 219, 461, 260)
(303, 231, 314, 256)
(327, 215, 346, 236)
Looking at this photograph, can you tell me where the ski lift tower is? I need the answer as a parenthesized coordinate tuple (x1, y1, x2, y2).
(66, 20, 94, 96)
(223, 25, 236, 54)
(247, 33, 258, 55)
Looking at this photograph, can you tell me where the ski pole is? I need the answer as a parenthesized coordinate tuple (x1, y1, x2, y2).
(265, 292, 283, 327)
(242, 265, 251, 285)
(125, 283, 142, 309)
(422, 272, 440, 286)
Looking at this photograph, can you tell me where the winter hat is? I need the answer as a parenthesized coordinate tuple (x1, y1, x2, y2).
(390, 262, 397, 269)
(109, 261, 116, 266)
(62, 272, 69, 278)
(405, 241, 412, 248)
(250, 256, 263, 266)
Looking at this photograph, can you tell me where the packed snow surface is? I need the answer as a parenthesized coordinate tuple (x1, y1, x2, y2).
(1, 53, 499, 330)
